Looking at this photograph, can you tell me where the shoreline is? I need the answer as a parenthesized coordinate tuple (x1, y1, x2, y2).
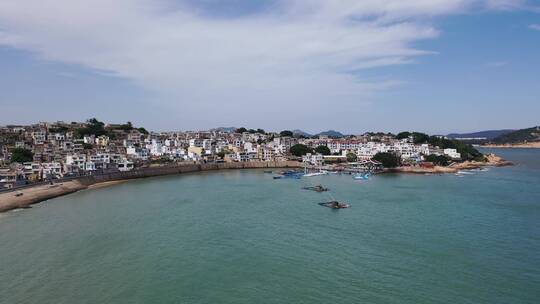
(0, 161, 300, 213)
(0, 153, 514, 213)
(481, 143, 540, 149)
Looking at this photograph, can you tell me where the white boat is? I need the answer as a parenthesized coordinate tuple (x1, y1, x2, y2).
(352, 173, 370, 180)
(303, 171, 327, 177)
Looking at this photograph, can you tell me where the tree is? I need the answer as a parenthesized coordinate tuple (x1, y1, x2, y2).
(396, 131, 411, 139)
(372, 152, 400, 168)
(256, 128, 265, 134)
(11, 148, 33, 163)
(74, 118, 106, 138)
(137, 127, 149, 135)
(314, 145, 331, 155)
(235, 127, 247, 133)
(424, 154, 451, 166)
(117, 121, 134, 131)
(346, 152, 357, 162)
(412, 132, 430, 144)
(290, 144, 312, 157)
(280, 130, 293, 137)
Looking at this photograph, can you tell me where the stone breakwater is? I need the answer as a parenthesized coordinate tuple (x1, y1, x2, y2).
(0, 161, 301, 213)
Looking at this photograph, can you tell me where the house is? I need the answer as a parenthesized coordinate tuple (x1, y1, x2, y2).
(117, 160, 134, 172)
(443, 148, 461, 159)
(302, 153, 324, 166)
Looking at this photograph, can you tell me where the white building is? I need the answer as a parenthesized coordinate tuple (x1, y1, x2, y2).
(443, 148, 461, 159)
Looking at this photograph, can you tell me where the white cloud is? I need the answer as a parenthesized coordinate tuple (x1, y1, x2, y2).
(0, 0, 529, 129)
(529, 24, 540, 31)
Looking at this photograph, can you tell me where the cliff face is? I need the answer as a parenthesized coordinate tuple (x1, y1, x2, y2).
(0, 161, 302, 213)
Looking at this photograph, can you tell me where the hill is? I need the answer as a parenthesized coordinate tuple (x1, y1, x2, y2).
(292, 129, 345, 138)
(447, 129, 514, 140)
(492, 126, 540, 144)
(292, 129, 312, 137)
(316, 130, 344, 138)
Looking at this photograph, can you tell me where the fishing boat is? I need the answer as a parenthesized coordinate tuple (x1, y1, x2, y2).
(273, 170, 303, 179)
(318, 201, 350, 209)
(352, 172, 370, 180)
(302, 185, 329, 192)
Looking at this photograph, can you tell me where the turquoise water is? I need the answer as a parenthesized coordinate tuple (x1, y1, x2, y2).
(1, 148, 539, 304)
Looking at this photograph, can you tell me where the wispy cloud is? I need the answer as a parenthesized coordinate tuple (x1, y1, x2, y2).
(529, 24, 540, 31)
(0, 0, 530, 128)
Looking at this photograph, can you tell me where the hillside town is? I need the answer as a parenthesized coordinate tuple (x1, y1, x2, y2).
(0, 119, 466, 189)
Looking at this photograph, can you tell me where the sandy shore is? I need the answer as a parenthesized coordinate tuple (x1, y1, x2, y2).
(86, 180, 129, 190)
(0, 180, 88, 212)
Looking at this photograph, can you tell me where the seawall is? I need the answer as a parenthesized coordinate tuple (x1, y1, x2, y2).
(0, 161, 301, 213)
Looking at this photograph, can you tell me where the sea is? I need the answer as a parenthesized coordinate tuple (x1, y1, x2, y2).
(1, 148, 539, 304)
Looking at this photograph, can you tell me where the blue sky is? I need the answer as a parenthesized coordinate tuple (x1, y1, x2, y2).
(0, 0, 539, 134)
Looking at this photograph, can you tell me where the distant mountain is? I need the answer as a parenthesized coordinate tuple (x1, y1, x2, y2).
(492, 126, 540, 144)
(292, 129, 312, 137)
(447, 129, 515, 140)
(211, 127, 236, 133)
(316, 130, 344, 138)
(291, 129, 344, 138)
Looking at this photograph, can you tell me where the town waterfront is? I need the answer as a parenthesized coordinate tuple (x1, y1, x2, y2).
(1, 148, 539, 303)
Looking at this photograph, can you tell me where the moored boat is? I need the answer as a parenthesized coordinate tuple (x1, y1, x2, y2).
(318, 201, 350, 209)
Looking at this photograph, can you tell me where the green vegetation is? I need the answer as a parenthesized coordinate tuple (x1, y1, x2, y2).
(290, 144, 312, 157)
(493, 126, 540, 144)
(280, 130, 293, 137)
(314, 145, 331, 155)
(346, 152, 357, 162)
(235, 127, 247, 133)
(74, 118, 106, 138)
(396, 131, 411, 139)
(73, 118, 148, 138)
(411, 132, 430, 144)
(48, 126, 69, 133)
(373, 152, 400, 168)
(11, 148, 34, 163)
(424, 154, 451, 166)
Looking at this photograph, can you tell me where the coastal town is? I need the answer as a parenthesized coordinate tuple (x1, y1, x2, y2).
(0, 118, 505, 190)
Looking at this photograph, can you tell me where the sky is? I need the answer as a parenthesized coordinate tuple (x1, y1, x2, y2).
(0, 0, 539, 134)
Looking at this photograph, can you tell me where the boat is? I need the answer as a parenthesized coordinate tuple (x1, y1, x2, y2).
(263, 170, 273, 174)
(352, 172, 370, 180)
(273, 172, 302, 179)
(303, 172, 325, 177)
(302, 185, 329, 192)
(318, 201, 350, 209)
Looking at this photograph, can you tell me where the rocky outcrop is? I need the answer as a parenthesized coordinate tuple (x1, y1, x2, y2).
(450, 154, 513, 170)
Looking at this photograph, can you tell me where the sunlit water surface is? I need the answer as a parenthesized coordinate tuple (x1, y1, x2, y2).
(1, 148, 539, 303)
